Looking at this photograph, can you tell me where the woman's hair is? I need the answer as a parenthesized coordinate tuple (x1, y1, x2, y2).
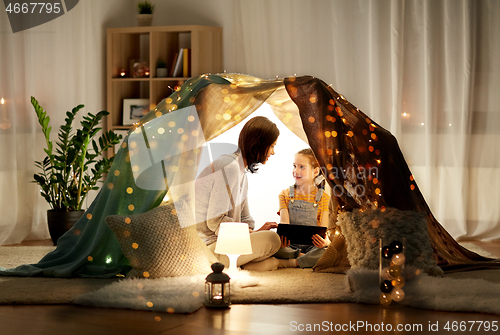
(296, 148, 325, 188)
(238, 116, 279, 173)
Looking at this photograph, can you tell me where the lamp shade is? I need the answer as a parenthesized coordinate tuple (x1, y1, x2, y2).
(215, 222, 253, 256)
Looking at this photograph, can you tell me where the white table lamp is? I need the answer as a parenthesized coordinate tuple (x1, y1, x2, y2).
(215, 222, 253, 273)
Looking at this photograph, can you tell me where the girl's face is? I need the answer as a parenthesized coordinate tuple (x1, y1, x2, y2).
(292, 154, 318, 186)
(262, 139, 277, 164)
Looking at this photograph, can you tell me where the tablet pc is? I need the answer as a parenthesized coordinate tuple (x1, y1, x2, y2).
(277, 224, 327, 245)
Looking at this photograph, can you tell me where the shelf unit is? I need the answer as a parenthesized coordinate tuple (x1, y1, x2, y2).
(106, 25, 223, 150)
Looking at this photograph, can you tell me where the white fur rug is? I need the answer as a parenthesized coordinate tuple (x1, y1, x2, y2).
(459, 242, 498, 259)
(1, 243, 499, 315)
(75, 271, 261, 313)
(75, 268, 352, 313)
(75, 275, 207, 313)
(348, 267, 500, 315)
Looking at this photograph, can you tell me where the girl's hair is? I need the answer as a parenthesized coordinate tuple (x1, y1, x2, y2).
(238, 116, 279, 173)
(296, 148, 325, 188)
(296, 148, 319, 169)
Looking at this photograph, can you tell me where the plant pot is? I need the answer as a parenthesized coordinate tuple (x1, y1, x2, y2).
(157, 67, 168, 77)
(137, 14, 153, 26)
(47, 210, 84, 245)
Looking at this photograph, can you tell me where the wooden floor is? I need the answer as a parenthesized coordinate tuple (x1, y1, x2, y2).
(1, 240, 499, 335)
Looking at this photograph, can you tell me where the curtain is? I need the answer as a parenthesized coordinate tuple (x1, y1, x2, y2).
(230, 0, 500, 241)
(0, 0, 134, 245)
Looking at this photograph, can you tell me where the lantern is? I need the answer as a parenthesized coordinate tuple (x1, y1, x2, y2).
(205, 262, 230, 308)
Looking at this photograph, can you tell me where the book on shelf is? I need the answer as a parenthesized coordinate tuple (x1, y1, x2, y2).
(169, 52, 178, 77)
(182, 48, 191, 77)
(170, 48, 191, 77)
(172, 48, 184, 77)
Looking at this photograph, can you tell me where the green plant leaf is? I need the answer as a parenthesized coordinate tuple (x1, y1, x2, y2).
(33, 174, 46, 184)
(137, 0, 155, 14)
(92, 140, 99, 155)
(31, 96, 122, 212)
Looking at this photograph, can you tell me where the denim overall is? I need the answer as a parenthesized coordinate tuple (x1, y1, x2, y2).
(274, 186, 326, 268)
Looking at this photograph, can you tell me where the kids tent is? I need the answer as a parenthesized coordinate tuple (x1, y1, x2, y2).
(1, 73, 496, 278)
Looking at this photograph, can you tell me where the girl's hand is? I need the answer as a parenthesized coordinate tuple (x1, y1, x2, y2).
(280, 236, 291, 248)
(312, 234, 330, 248)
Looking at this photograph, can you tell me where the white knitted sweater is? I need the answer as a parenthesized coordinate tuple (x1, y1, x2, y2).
(195, 153, 255, 245)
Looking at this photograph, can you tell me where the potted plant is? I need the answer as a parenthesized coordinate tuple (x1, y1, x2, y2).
(137, 1, 155, 26)
(156, 59, 167, 77)
(31, 97, 122, 245)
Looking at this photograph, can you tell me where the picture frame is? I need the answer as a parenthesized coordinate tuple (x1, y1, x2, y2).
(122, 99, 150, 125)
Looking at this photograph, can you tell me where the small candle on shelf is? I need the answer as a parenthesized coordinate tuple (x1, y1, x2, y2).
(119, 69, 126, 78)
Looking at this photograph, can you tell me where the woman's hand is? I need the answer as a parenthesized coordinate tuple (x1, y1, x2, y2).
(311, 234, 330, 248)
(254, 221, 278, 232)
(280, 236, 291, 248)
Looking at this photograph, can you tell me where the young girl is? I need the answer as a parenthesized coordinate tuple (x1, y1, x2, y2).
(274, 148, 330, 268)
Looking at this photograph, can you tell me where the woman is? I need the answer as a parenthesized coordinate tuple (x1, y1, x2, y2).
(196, 116, 282, 271)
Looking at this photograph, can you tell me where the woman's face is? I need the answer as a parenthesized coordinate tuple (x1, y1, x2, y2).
(262, 139, 277, 164)
(292, 154, 318, 186)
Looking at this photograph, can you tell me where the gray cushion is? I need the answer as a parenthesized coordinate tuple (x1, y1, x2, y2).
(337, 207, 442, 276)
(106, 198, 215, 278)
